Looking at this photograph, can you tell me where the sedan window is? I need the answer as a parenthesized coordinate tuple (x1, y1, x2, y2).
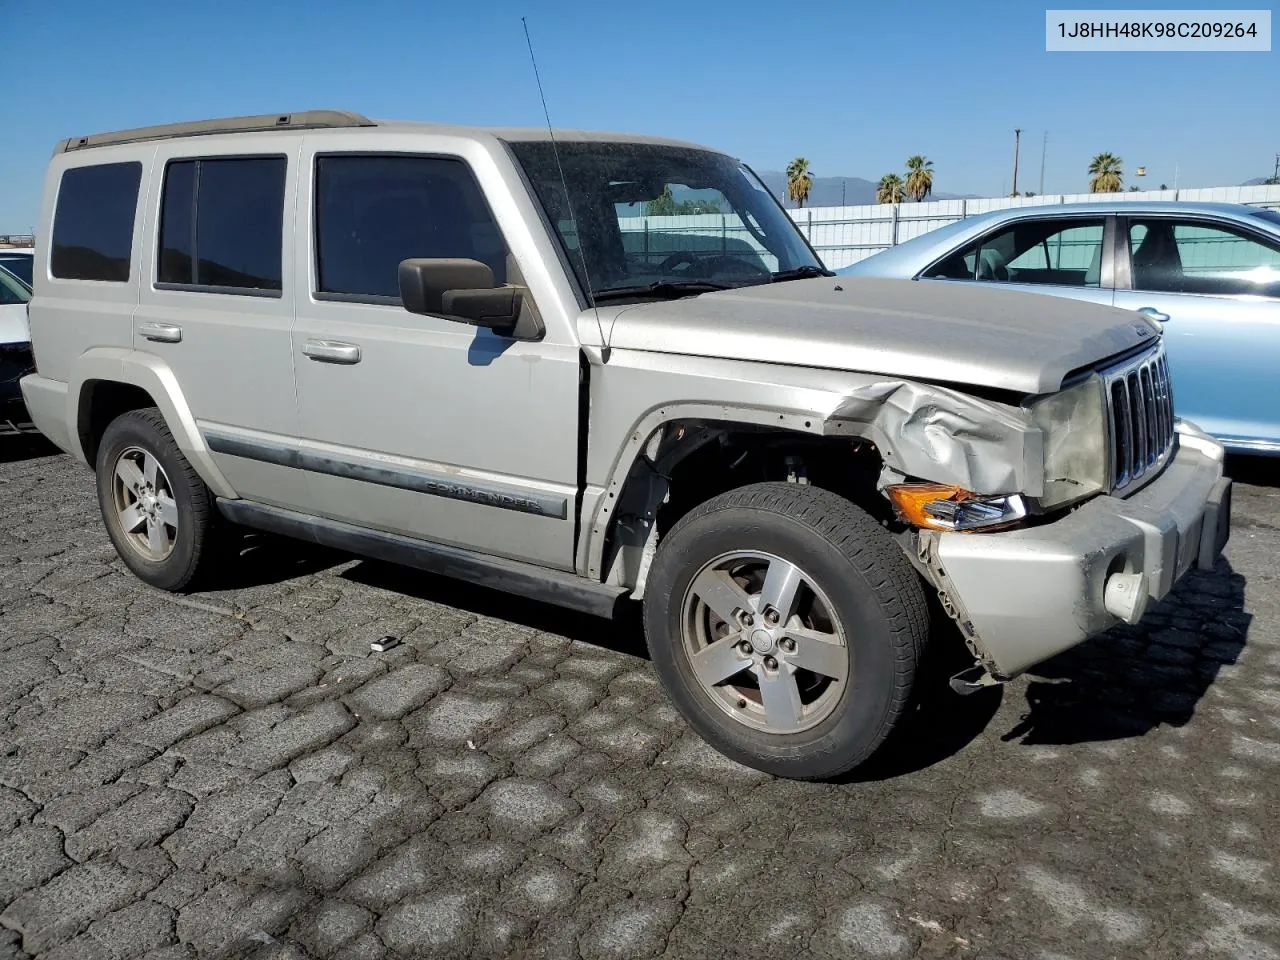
(0, 254, 33, 286)
(1129, 219, 1280, 298)
(924, 218, 1106, 288)
(0, 265, 29, 304)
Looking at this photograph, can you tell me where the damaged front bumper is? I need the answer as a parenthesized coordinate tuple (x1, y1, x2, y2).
(922, 420, 1231, 680)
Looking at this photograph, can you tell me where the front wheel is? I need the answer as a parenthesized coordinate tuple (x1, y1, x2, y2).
(644, 482, 928, 780)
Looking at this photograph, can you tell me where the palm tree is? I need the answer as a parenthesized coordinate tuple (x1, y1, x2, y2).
(876, 174, 906, 204)
(1088, 153, 1124, 193)
(904, 155, 934, 202)
(786, 158, 813, 208)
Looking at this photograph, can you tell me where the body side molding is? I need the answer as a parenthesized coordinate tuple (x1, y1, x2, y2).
(204, 428, 569, 520)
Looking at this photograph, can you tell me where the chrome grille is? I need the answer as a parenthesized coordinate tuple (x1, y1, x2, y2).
(1104, 344, 1175, 492)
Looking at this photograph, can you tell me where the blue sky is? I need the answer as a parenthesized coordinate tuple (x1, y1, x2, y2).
(3, 0, 1277, 230)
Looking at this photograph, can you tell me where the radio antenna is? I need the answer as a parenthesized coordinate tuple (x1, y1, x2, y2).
(522, 16, 608, 361)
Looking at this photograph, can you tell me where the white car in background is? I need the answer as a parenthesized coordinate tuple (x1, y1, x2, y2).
(0, 247, 34, 286)
(1, 264, 37, 435)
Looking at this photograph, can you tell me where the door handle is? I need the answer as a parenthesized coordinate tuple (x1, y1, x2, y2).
(303, 340, 361, 364)
(140, 322, 182, 343)
(1137, 307, 1170, 324)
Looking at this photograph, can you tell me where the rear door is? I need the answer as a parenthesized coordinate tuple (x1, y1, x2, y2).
(134, 141, 304, 505)
(1113, 215, 1280, 449)
(920, 214, 1117, 308)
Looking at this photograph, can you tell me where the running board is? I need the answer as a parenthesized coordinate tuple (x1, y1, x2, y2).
(216, 498, 629, 619)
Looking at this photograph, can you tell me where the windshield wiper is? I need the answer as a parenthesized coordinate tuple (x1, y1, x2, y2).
(591, 280, 733, 303)
(771, 265, 835, 282)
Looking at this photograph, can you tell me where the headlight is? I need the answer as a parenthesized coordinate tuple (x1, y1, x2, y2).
(1029, 374, 1108, 509)
(886, 482, 1027, 532)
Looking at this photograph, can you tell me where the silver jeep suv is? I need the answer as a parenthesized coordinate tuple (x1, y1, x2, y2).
(21, 110, 1231, 779)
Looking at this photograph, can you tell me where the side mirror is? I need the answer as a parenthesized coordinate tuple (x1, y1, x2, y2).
(397, 258, 543, 341)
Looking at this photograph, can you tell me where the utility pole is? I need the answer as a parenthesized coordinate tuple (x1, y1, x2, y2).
(1039, 131, 1048, 195)
(1012, 129, 1022, 196)
(1273, 153, 1279, 182)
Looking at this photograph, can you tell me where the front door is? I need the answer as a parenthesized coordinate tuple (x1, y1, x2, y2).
(1113, 215, 1280, 448)
(289, 143, 582, 570)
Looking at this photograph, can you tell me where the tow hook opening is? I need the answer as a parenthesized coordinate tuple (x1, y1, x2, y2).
(949, 664, 1007, 696)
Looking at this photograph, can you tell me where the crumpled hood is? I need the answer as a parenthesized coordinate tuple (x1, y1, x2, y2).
(597, 276, 1158, 394)
(0, 304, 30, 347)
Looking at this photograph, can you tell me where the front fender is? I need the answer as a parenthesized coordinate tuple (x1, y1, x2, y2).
(579, 351, 1043, 583)
(67, 347, 237, 499)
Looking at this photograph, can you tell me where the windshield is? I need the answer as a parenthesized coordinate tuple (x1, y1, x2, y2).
(506, 140, 823, 301)
(0, 265, 31, 305)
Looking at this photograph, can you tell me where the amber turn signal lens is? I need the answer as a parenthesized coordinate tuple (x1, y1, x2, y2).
(885, 483, 967, 529)
(885, 483, 1028, 533)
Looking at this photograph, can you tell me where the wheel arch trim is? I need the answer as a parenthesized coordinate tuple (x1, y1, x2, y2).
(580, 400, 852, 585)
(67, 347, 238, 499)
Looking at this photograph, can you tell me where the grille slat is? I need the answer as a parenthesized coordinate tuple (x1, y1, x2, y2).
(1129, 371, 1145, 476)
(1141, 366, 1157, 467)
(1105, 345, 1175, 493)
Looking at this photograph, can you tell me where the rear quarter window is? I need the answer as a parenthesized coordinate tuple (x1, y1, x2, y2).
(50, 162, 143, 282)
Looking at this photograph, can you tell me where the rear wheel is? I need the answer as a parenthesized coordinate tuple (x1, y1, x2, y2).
(95, 408, 220, 591)
(644, 482, 928, 780)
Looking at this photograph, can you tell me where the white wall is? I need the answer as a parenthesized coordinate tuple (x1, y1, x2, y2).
(785, 184, 1280, 269)
(615, 184, 1280, 272)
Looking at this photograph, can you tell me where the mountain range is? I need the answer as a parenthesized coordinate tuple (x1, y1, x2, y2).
(755, 171, 978, 208)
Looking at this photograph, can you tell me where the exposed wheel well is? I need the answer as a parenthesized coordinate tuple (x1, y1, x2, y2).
(656, 426, 891, 537)
(598, 420, 893, 592)
(79, 380, 157, 468)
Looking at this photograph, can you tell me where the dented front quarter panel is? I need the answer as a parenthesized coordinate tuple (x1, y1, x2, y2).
(826, 379, 1042, 498)
(579, 345, 1043, 580)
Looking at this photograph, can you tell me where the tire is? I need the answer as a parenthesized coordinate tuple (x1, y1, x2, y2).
(644, 482, 929, 780)
(95, 408, 219, 591)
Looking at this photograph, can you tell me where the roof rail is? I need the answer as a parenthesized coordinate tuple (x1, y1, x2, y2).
(56, 110, 377, 153)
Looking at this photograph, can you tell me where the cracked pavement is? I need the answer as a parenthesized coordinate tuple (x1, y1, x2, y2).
(2, 437, 1279, 959)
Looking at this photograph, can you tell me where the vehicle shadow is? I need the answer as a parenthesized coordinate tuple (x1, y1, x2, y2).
(199, 530, 1248, 776)
(0, 433, 59, 463)
(1000, 558, 1249, 746)
(215, 540, 1002, 775)
(846, 599, 1004, 782)
(340, 558, 651, 662)
(200, 532, 352, 590)
(1225, 452, 1279, 488)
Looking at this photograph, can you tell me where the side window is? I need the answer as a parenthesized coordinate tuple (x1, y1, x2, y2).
(925, 219, 1106, 287)
(51, 162, 143, 281)
(1129, 219, 1280, 297)
(314, 155, 509, 300)
(157, 156, 286, 293)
